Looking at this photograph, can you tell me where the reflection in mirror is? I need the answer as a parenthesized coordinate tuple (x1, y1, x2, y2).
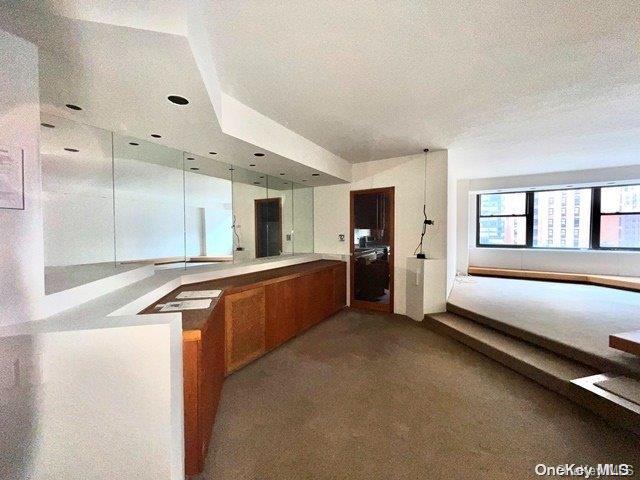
(183, 153, 233, 265)
(113, 135, 185, 266)
(292, 182, 314, 253)
(231, 167, 267, 262)
(266, 175, 293, 256)
(40, 115, 117, 294)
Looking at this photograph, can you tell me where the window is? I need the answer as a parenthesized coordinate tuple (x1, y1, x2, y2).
(477, 193, 527, 246)
(475, 183, 640, 251)
(596, 185, 640, 249)
(532, 188, 591, 249)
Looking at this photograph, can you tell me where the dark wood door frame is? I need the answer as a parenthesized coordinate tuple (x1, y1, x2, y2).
(350, 187, 395, 313)
(254, 197, 282, 257)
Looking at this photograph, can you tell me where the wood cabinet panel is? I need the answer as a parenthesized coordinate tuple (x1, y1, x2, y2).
(265, 278, 297, 350)
(333, 263, 347, 313)
(295, 268, 334, 331)
(200, 298, 225, 455)
(182, 338, 200, 475)
(225, 287, 266, 374)
(183, 300, 225, 476)
(317, 268, 334, 321)
(295, 273, 318, 331)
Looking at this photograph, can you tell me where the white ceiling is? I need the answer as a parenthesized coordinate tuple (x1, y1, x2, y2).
(0, 4, 344, 187)
(2, 1, 639, 181)
(203, 1, 640, 175)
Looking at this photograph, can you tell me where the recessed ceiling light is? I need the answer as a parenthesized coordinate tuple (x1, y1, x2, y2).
(41, 122, 55, 128)
(311, 173, 319, 176)
(254, 153, 265, 157)
(187, 157, 195, 160)
(167, 95, 189, 105)
(249, 164, 256, 167)
(64, 148, 79, 152)
(65, 104, 82, 111)
(129, 142, 139, 146)
(151, 134, 161, 138)
(190, 167, 199, 171)
(209, 151, 217, 155)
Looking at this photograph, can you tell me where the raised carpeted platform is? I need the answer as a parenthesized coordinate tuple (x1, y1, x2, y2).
(448, 275, 640, 378)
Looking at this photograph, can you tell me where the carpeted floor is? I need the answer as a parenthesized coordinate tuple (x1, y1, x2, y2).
(448, 275, 640, 376)
(196, 310, 640, 480)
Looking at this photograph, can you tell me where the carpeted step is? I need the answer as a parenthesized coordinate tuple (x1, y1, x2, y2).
(424, 312, 640, 435)
(446, 301, 639, 378)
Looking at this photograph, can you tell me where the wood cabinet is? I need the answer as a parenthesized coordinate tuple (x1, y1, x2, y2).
(265, 278, 297, 350)
(146, 260, 347, 476)
(182, 300, 225, 476)
(225, 287, 266, 374)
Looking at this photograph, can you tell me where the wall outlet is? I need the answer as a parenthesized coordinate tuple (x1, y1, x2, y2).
(338, 234, 345, 242)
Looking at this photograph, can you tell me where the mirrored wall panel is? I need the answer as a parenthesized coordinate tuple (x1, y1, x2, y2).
(293, 182, 314, 253)
(113, 134, 185, 265)
(266, 175, 294, 256)
(40, 116, 316, 293)
(183, 153, 233, 265)
(40, 115, 117, 294)
(231, 166, 267, 262)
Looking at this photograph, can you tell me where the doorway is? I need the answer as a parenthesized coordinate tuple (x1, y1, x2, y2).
(350, 187, 394, 312)
(255, 198, 282, 258)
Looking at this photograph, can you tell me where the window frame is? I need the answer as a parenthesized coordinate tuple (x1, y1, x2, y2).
(592, 184, 640, 251)
(475, 192, 531, 248)
(475, 183, 640, 252)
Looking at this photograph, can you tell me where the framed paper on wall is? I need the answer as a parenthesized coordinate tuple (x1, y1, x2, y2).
(0, 146, 24, 210)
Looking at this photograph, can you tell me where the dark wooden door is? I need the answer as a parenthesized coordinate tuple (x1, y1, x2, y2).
(350, 187, 395, 313)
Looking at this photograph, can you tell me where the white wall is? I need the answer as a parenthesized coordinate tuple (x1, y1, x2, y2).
(314, 151, 448, 315)
(293, 187, 314, 253)
(0, 317, 184, 480)
(0, 30, 45, 325)
(457, 164, 640, 277)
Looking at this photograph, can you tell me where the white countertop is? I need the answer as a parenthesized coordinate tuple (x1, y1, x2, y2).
(1, 254, 327, 336)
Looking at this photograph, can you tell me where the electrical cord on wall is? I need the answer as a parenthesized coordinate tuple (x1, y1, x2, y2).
(415, 149, 434, 258)
(232, 214, 242, 250)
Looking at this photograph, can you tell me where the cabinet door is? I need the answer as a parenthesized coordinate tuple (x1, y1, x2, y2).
(265, 278, 296, 350)
(295, 273, 317, 331)
(317, 268, 334, 322)
(225, 287, 266, 374)
(333, 263, 347, 313)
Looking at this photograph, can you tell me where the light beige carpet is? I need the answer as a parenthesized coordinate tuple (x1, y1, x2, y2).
(448, 275, 640, 376)
(595, 377, 640, 405)
(195, 310, 640, 480)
